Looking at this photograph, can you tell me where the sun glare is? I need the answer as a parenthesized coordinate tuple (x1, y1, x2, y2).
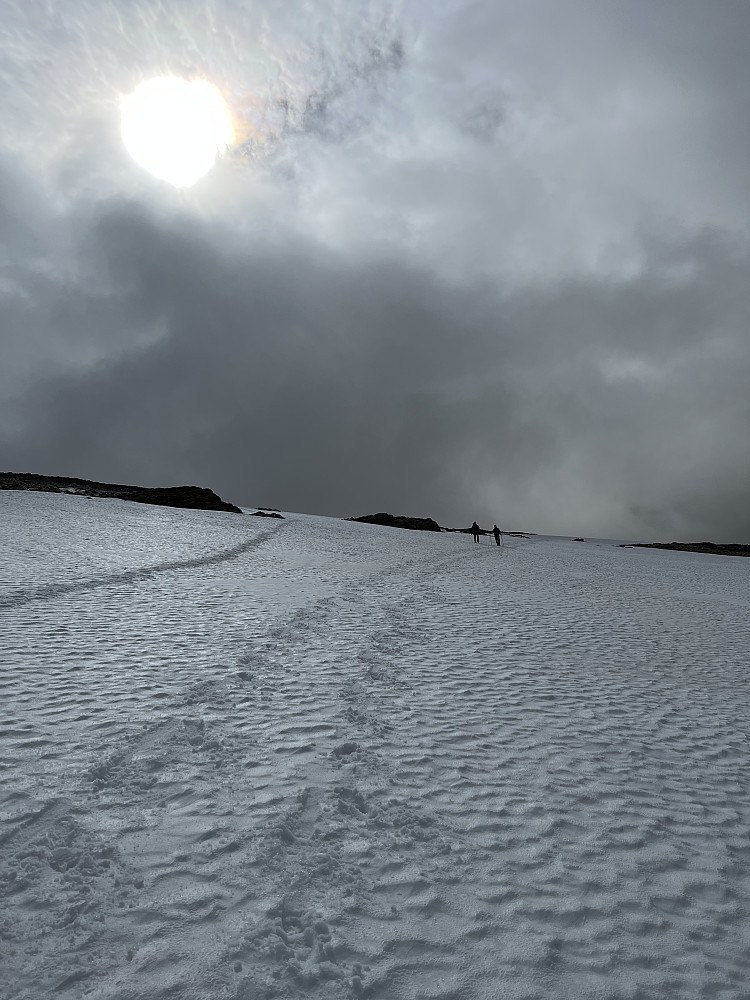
(120, 77, 233, 188)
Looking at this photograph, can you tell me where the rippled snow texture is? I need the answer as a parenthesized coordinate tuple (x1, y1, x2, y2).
(1, 490, 749, 999)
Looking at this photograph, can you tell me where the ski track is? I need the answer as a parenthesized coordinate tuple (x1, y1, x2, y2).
(1, 492, 750, 999)
(0, 529, 280, 611)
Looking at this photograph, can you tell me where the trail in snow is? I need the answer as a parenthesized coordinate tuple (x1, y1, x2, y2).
(0, 529, 280, 610)
(1, 490, 749, 1000)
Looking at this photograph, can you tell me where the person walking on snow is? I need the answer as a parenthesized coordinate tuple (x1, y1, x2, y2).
(492, 524, 502, 546)
(471, 521, 481, 543)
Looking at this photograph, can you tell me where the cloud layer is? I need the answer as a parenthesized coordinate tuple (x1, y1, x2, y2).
(1, 0, 749, 538)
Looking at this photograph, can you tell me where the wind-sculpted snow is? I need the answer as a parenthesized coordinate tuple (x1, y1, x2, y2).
(1, 491, 749, 999)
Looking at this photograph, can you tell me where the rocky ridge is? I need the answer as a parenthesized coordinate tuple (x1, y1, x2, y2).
(622, 541, 750, 557)
(349, 513, 531, 537)
(348, 512, 442, 532)
(0, 473, 243, 514)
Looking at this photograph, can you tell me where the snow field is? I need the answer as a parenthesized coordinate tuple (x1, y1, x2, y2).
(1, 491, 749, 999)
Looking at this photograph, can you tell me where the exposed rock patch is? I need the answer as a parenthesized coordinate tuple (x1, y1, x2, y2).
(0, 473, 242, 513)
(348, 512, 442, 532)
(621, 541, 750, 557)
(350, 514, 533, 537)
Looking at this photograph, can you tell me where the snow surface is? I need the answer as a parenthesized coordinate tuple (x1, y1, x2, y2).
(1, 489, 749, 1000)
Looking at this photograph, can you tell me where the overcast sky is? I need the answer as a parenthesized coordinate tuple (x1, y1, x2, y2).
(1, 0, 749, 539)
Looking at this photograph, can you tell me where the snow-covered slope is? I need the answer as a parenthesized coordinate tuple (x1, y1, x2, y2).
(1, 490, 749, 999)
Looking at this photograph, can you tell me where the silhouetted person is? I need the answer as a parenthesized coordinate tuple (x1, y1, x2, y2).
(471, 521, 481, 543)
(492, 524, 501, 546)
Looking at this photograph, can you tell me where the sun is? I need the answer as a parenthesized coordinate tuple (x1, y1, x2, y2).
(120, 77, 234, 188)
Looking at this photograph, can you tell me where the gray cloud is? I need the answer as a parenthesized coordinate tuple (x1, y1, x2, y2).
(1, 0, 749, 539)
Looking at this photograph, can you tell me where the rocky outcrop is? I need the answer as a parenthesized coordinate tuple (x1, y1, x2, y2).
(622, 541, 750, 557)
(350, 514, 532, 537)
(0, 473, 242, 513)
(348, 512, 442, 532)
(248, 510, 285, 519)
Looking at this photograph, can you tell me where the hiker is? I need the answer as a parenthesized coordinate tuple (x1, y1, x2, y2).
(471, 521, 481, 543)
(492, 524, 501, 546)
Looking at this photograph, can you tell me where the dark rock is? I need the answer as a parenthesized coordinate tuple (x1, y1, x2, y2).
(573, 537, 585, 542)
(0, 473, 242, 513)
(348, 512, 441, 532)
(130, 485, 242, 513)
(249, 510, 285, 518)
(621, 541, 750, 557)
